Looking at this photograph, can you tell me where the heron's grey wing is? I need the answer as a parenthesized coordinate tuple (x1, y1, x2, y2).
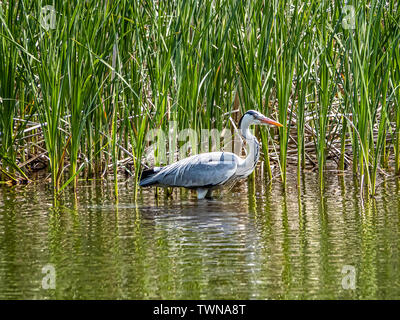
(152, 152, 238, 188)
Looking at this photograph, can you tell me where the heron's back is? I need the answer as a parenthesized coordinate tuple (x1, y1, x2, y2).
(139, 152, 239, 188)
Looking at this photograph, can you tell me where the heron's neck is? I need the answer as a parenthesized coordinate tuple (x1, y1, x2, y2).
(237, 126, 260, 177)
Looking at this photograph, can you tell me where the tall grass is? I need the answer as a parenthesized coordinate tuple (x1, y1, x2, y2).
(274, 0, 300, 186)
(0, 1, 25, 181)
(395, 40, 400, 174)
(232, 0, 275, 179)
(0, 0, 399, 197)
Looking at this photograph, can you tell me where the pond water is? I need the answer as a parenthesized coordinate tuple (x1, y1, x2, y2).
(0, 172, 400, 299)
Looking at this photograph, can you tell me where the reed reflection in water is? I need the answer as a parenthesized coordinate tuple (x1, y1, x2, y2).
(0, 172, 400, 299)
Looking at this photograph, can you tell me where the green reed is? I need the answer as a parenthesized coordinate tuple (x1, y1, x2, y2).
(395, 44, 400, 174)
(346, 0, 395, 195)
(274, 0, 303, 186)
(232, 0, 275, 179)
(313, 0, 338, 189)
(0, 0, 399, 197)
(0, 2, 17, 180)
(0, 1, 32, 182)
(295, 35, 313, 182)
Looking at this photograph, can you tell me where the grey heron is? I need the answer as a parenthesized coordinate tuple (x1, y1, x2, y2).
(139, 110, 283, 199)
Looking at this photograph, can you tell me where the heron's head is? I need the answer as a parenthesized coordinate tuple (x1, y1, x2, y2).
(239, 110, 283, 129)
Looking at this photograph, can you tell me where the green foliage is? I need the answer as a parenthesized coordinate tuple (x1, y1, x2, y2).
(0, 0, 399, 196)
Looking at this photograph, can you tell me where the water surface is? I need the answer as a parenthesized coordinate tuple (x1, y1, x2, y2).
(0, 172, 399, 299)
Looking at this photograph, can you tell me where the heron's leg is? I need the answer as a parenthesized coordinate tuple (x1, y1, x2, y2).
(196, 188, 208, 200)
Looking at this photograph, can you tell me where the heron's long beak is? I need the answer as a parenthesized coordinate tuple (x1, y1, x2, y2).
(261, 117, 283, 127)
